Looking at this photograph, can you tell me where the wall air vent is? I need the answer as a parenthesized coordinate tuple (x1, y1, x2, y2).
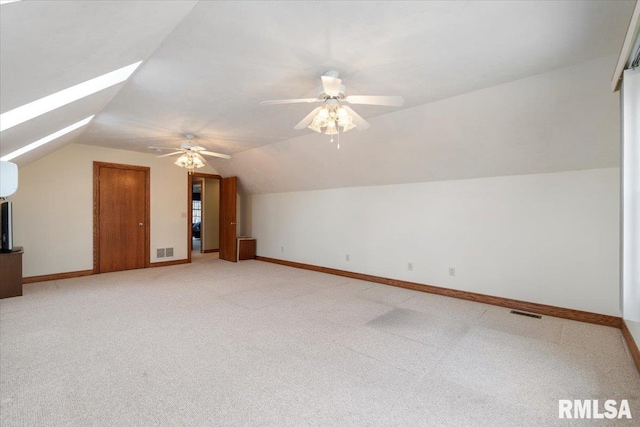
(510, 310, 542, 319)
(157, 248, 165, 258)
(631, 45, 640, 69)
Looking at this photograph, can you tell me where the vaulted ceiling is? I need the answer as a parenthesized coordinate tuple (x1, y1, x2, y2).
(0, 0, 635, 193)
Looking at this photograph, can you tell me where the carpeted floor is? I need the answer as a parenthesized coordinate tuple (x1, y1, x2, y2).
(192, 237, 201, 253)
(1, 256, 638, 426)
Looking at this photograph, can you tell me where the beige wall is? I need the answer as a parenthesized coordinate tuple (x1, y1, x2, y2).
(201, 178, 220, 251)
(11, 143, 218, 277)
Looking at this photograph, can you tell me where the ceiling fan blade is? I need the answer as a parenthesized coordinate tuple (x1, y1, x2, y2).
(294, 106, 323, 129)
(148, 146, 176, 151)
(156, 151, 184, 158)
(345, 95, 404, 107)
(260, 98, 318, 105)
(321, 75, 342, 97)
(341, 106, 371, 130)
(190, 146, 206, 151)
(200, 150, 231, 160)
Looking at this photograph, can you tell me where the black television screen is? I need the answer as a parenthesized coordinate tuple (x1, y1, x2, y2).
(1, 201, 13, 251)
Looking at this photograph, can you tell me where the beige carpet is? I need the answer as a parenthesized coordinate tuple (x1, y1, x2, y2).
(1, 256, 638, 426)
(192, 237, 201, 253)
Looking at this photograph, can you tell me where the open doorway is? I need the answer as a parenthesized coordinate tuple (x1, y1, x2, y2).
(188, 173, 221, 261)
(191, 178, 203, 253)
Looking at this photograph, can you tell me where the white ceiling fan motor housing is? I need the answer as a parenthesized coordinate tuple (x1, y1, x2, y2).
(317, 85, 347, 100)
(318, 70, 347, 100)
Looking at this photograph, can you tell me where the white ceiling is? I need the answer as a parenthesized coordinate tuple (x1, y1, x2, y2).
(0, 0, 635, 192)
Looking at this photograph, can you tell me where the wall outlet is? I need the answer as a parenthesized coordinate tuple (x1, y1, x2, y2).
(157, 248, 165, 258)
(449, 267, 455, 276)
(281, 246, 284, 253)
(408, 262, 413, 271)
(165, 247, 174, 257)
(346, 254, 350, 262)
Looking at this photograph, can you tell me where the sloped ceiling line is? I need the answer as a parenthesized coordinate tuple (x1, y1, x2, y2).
(0, 0, 199, 165)
(0, 1, 634, 191)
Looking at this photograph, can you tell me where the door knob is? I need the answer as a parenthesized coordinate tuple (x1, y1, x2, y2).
(138, 223, 143, 227)
(231, 222, 237, 225)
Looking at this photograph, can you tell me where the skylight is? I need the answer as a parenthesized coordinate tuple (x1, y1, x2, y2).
(0, 115, 94, 161)
(0, 61, 141, 132)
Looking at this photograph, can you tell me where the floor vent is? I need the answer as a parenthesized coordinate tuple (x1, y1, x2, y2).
(510, 310, 542, 319)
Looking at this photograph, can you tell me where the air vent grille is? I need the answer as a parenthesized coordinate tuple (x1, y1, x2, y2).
(510, 310, 542, 319)
(632, 45, 640, 69)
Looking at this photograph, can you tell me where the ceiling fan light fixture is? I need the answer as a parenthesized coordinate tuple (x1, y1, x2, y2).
(308, 121, 322, 133)
(342, 121, 357, 132)
(191, 156, 205, 169)
(325, 121, 338, 135)
(152, 134, 229, 167)
(317, 107, 330, 120)
(305, 103, 356, 136)
(337, 113, 352, 128)
(262, 71, 402, 135)
(175, 152, 205, 171)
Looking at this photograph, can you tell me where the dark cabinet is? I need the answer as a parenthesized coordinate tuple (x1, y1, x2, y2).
(237, 238, 256, 261)
(0, 249, 23, 299)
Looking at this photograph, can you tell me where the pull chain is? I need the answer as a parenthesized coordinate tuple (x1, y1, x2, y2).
(328, 123, 341, 149)
(330, 129, 340, 149)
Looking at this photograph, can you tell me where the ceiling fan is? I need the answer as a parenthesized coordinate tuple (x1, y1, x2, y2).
(261, 70, 404, 133)
(149, 134, 230, 170)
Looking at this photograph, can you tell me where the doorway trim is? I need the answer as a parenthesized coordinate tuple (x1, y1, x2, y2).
(187, 172, 221, 263)
(93, 161, 151, 273)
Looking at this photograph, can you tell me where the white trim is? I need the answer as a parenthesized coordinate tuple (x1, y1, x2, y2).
(612, 1, 640, 92)
(622, 68, 640, 322)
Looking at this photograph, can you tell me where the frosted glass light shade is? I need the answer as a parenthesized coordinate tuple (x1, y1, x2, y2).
(175, 153, 205, 170)
(325, 121, 338, 135)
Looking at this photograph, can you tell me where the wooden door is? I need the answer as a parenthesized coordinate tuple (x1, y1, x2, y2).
(219, 176, 237, 262)
(94, 162, 150, 273)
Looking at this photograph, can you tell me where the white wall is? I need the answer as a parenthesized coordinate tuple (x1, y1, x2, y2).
(622, 68, 640, 346)
(628, 320, 640, 347)
(251, 168, 620, 316)
(10, 143, 218, 277)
